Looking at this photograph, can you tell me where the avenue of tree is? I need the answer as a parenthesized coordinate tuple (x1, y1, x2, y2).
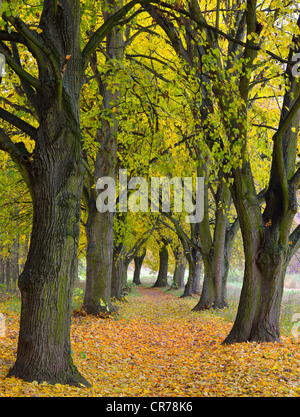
(0, 0, 300, 386)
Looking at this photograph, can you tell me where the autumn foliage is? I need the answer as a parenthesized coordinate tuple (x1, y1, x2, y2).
(0, 287, 299, 397)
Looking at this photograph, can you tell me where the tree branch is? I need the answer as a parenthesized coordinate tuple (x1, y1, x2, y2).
(0, 107, 37, 140)
(0, 30, 27, 45)
(126, 220, 158, 263)
(141, 0, 291, 65)
(162, 212, 202, 253)
(82, 0, 145, 69)
(286, 223, 300, 265)
(0, 42, 41, 90)
(0, 127, 31, 185)
(10, 42, 39, 118)
(289, 166, 300, 190)
(273, 93, 300, 206)
(0, 96, 32, 115)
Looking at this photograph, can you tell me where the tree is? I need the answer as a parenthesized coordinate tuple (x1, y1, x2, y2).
(223, 10, 300, 343)
(133, 247, 146, 285)
(0, 0, 149, 386)
(82, 0, 124, 315)
(139, 0, 300, 342)
(152, 236, 169, 287)
(111, 214, 156, 298)
(149, 0, 300, 341)
(171, 244, 186, 289)
(138, 0, 240, 306)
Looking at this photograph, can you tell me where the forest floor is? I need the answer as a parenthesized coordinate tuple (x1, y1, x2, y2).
(0, 285, 300, 397)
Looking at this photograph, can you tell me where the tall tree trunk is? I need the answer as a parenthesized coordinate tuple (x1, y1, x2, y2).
(181, 249, 201, 297)
(172, 247, 186, 289)
(133, 249, 146, 285)
(83, 0, 123, 314)
(191, 254, 202, 294)
(83, 199, 115, 314)
(192, 170, 238, 309)
(223, 226, 286, 343)
(152, 242, 169, 287)
(7, 129, 88, 385)
(193, 251, 228, 310)
(7, 1, 90, 386)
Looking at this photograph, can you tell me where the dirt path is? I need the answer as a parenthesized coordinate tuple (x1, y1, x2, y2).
(136, 285, 178, 300)
(1, 285, 299, 397)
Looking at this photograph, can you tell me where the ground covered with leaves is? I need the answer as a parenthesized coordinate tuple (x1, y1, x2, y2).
(0, 286, 299, 397)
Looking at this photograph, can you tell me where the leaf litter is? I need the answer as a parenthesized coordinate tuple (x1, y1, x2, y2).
(0, 286, 299, 396)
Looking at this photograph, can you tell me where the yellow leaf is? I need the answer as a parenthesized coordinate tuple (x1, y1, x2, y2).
(36, 28, 43, 34)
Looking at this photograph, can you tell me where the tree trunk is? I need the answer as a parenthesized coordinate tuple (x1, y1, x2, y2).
(173, 261, 186, 289)
(172, 248, 186, 289)
(111, 243, 127, 300)
(181, 248, 201, 297)
(152, 243, 169, 287)
(83, 1, 123, 314)
(133, 249, 146, 285)
(191, 256, 202, 294)
(7, 130, 89, 385)
(83, 200, 115, 314)
(193, 253, 227, 310)
(223, 235, 285, 344)
(192, 173, 237, 309)
(223, 156, 295, 344)
(7, 0, 90, 381)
